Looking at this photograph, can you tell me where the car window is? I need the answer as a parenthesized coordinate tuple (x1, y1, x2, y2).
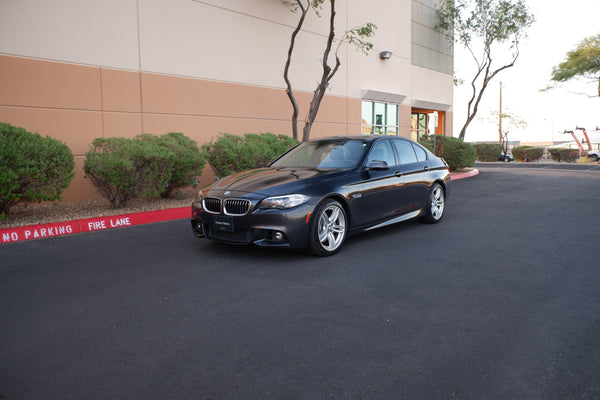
(366, 140, 396, 166)
(317, 140, 365, 169)
(412, 143, 428, 162)
(392, 140, 418, 165)
(271, 139, 367, 169)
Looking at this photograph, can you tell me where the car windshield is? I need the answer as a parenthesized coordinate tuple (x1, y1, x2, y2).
(271, 139, 368, 169)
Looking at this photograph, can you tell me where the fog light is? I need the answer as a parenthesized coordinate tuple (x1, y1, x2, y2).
(273, 231, 284, 241)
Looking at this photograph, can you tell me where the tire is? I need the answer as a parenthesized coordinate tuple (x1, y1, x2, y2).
(309, 199, 348, 256)
(422, 183, 445, 224)
(590, 154, 599, 162)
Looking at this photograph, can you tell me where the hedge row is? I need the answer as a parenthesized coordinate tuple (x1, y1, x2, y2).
(473, 143, 502, 162)
(512, 145, 544, 162)
(1, 123, 483, 216)
(85, 132, 297, 207)
(1, 125, 300, 215)
(202, 133, 299, 177)
(419, 135, 477, 171)
(548, 148, 580, 163)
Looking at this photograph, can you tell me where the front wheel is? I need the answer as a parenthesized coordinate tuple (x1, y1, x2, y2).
(309, 199, 348, 256)
(422, 183, 445, 224)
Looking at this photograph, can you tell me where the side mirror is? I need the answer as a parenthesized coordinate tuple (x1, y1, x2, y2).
(365, 160, 389, 171)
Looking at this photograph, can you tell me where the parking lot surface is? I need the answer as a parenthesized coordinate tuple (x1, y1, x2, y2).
(2, 167, 600, 399)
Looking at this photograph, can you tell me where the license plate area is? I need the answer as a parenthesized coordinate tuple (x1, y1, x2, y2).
(213, 215, 234, 232)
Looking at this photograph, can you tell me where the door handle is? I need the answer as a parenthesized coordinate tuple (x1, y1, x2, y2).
(395, 171, 403, 177)
(423, 165, 429, 171)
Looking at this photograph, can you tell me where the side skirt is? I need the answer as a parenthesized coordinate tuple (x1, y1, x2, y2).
(364, 210, 423, 232)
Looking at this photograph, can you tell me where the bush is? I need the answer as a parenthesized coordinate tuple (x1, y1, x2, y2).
(419, 135, 477, 171)
(473, 143, 502, 162)
(0, 122, 75, 219)
(84, 137, 176, 208)
(525, 147, 544, 162)
(512, 145, 544, 162)
(548, 148, 580, 163)
(512, 146, 532, 161)
(136, 132, 206, 197)
(203, 133, 299, 177)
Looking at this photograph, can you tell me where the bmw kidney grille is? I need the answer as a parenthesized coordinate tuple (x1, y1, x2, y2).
(224, 199, 250, 216)
(203, 197, 250, 215)
(203, 197, 222, 214)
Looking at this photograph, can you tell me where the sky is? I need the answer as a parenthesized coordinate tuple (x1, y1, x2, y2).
(453, 0, 600, 144)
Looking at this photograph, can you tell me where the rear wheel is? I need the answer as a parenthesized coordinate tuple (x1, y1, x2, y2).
(309, 199, 347, 256)
(422, 183, 445, 224)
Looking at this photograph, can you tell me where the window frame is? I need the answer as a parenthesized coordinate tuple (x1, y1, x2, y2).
(362, 101, 400, 136)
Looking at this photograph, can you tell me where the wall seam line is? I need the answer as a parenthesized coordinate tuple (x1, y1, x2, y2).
(136, 0, 144, 134)
(99, 68, 105, 138)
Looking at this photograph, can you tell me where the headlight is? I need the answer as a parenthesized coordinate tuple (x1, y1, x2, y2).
(260, 194, 310, 209)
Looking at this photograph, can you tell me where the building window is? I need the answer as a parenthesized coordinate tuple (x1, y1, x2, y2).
(411, 112, 429, 141)
(361, 101, 399, 135)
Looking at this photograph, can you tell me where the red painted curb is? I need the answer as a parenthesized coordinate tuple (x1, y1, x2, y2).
(451, 169, 479, 180)
(1, 207, 190, 244)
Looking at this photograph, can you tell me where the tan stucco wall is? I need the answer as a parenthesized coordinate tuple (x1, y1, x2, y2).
(0, 55, 363, 201)
(0, 0, 453, 202)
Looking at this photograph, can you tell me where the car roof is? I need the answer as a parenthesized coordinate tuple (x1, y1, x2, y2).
(309, 135, 412, 142)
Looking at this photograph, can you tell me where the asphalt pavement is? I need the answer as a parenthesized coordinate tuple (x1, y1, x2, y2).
(1, 166, 600, 400)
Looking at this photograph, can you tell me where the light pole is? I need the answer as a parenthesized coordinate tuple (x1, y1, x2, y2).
(499, 81, 503, 147)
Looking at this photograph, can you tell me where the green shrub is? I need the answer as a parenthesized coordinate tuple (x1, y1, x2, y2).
(203, 133, 299, 177)
(512, 146, 531, 161)
(473, 143, 502, 162)
(0, 122, 75, 219)
(512, 145, 543, 162)
(84, 137, 176, 208)
(525, 147, 544, 162)
(419, 135, 477, 171)
(548, 148, 580, 163)
(136, 132, 206, 197)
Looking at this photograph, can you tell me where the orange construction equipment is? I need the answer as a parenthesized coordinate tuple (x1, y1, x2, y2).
(564, 130, 585, 155)
(564, 127, 593, 155)
(576, 127, 592, 152)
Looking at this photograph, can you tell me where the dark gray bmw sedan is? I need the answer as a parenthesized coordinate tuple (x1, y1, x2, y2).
(191, 135, 450, 256)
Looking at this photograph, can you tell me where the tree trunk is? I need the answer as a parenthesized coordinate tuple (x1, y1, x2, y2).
(458, 50, 519, 141)
(283, 0, 309, 141)
(301, 0, 340, 142)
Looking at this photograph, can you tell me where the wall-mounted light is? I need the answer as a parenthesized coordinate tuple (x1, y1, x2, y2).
(379, 51, 393, 60)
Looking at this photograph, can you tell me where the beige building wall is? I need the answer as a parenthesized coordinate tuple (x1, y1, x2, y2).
(0, 0, 453, 202)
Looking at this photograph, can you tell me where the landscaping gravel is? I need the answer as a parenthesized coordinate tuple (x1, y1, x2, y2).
(0, 187, 196, 229)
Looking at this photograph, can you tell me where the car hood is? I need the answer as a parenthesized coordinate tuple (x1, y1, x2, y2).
(207, 167, 338, 196)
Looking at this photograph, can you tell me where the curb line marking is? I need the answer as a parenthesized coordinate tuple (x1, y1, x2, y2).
(1, 207, 190, 244)
(450, 169, 479, 181)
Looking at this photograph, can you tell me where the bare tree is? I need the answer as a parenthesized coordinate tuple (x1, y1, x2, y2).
(283, 0, 376, 141)
(487, 109, 527, 156)
(437, 0, 535, 141)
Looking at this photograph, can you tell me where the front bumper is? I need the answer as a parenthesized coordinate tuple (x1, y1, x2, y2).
(190, 200, 314, 249)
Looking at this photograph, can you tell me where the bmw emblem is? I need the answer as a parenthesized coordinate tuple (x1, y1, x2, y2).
(224, 191, 231, 196)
